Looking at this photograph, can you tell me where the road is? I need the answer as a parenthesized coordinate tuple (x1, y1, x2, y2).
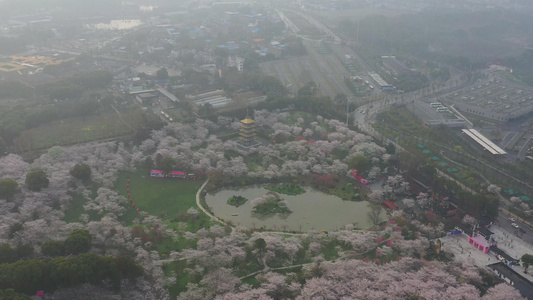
(498, 209, 533, 245)
(259, 41, 353, 99)
(274, 9, 384, 100)
(277, 10, 300, 34)
(286, 5, 533, 263)
(352, 75, 533, 242)
(518, 136, 533, 160)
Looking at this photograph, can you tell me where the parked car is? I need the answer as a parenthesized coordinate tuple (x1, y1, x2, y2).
(508, 217, 516, 222)
(519, 227, 526, 233)
(511, 223, 519, 229)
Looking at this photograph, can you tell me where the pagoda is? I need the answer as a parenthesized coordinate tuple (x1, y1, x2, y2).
(239, 118, 256, 146)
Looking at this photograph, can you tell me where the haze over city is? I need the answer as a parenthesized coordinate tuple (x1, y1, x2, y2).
(0, 0, 532, 299)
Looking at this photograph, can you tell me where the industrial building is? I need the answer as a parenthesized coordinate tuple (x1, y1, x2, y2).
(368, 72, 393, 90)
(188, 89, 232, 109)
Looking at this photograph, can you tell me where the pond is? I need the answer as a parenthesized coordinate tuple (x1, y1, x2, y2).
(205, 186, 387, 232)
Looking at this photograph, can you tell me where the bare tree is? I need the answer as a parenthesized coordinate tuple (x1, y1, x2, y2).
(367, 203, 383, 226)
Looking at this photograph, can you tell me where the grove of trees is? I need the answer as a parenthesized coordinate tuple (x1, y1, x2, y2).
(0, 106, 524, 299)
(0, 253, 142, 295)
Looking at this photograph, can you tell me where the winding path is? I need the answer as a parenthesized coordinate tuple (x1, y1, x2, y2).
(195, 179, 225, 225)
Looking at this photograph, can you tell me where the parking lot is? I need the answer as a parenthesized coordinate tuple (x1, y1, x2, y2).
(441, 78, 533, 122)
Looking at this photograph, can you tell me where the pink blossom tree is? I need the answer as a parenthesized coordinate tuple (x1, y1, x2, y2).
(482, 283, 526, 299)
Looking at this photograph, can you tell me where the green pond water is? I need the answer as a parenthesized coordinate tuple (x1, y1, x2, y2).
(205, 186, 386, 232)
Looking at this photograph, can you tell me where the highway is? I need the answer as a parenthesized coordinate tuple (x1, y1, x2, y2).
(276, 10, 300, 34)
(292, 6, 533, 256)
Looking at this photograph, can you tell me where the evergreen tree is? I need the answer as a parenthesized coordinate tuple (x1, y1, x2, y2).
(64, 229, 92, 255)
(0, 178, 19, 200)
(70, 163, 92, 181)
(25, 170, 49, 191)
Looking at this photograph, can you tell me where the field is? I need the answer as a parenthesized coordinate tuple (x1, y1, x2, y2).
(259, 40, 353, 99)
(115, 169, 205, 226)
(12, 110, 142, 152)
(63, 169, 207, 230)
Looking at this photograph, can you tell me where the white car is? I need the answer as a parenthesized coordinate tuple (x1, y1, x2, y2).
(511, 223, 519, 229)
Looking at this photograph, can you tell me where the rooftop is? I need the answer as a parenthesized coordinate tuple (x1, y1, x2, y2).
(443, 78, 533, 122)
(240, 118, 255, 124)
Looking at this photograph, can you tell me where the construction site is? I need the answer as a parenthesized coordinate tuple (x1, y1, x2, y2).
(0, 55, 74, 74)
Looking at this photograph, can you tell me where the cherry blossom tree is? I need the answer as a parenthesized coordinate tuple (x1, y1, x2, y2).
(367, 166, 381, 181)
(486, 184, 501, 195)
(482, 283, 526, 299)
(200, 268, 240, 295)
(368, 191, 383, 204)
(215, 288, 273, 300)
(462, 215, 477, 227)
(402, 198, 416, 208)
(391, 209, 404, 219)
(383, 174, 411, 200)
(302, 128, 313, 138)
(176, 283, 209, 300)
(350, 142, 386, 159)
(257, 272, 300, 299)
(83, 187, 127, 217)
(0, 154, 29, 182)
(416, 192, 431, 209)
(509, 197, 521, 205)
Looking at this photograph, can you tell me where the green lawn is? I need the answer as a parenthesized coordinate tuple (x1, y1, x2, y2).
(63, 183, 100, 223)
(322, 240, 340, 260)
(163, 260, 190, 296)
(241, 276, 260, 287)
(115, 169, 204, 225)
(63, 193, 98, 223)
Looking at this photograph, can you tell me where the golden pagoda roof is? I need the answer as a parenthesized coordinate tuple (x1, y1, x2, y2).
(240, 132, 256, 137)
(240, 118, 255, 124)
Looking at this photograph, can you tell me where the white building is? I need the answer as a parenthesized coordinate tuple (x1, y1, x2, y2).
(228, 56, 245, 72)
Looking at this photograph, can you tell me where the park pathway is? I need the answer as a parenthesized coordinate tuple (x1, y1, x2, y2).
(195, 179, 226, 226)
